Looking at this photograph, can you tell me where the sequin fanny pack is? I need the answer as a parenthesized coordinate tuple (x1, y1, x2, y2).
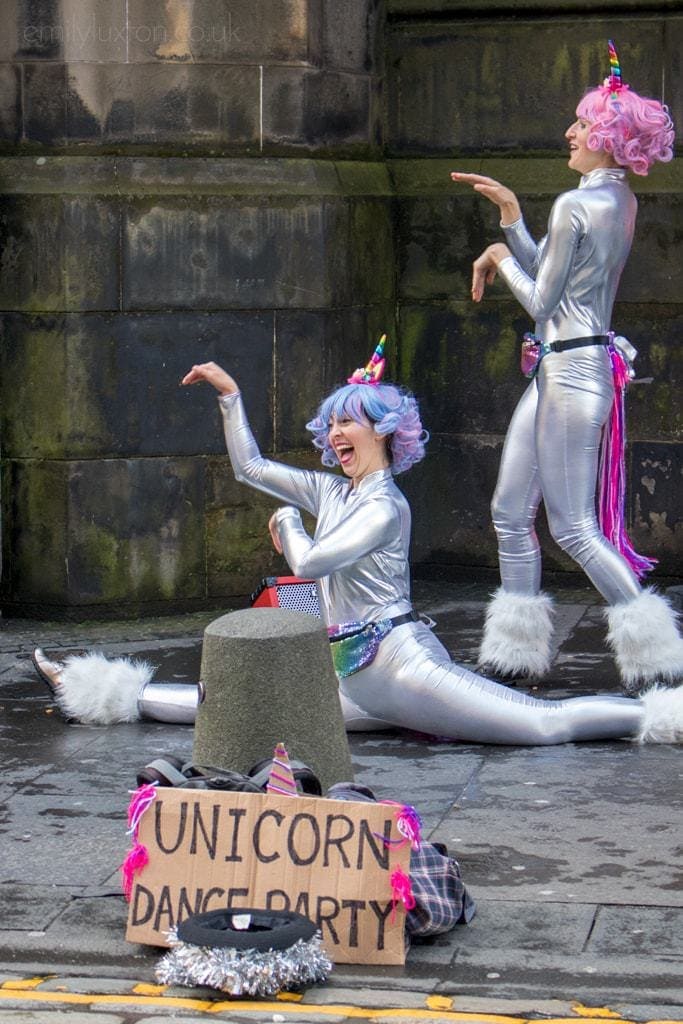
(521, 332, 612, 379)
(327, 611, 418, 678)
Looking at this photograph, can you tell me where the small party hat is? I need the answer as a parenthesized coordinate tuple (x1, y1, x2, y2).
(347, 334, 387, 385)
(266, 742, 298, 797)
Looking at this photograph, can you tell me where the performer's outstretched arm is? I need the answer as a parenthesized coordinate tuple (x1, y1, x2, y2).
(182, 362, 322, 515)
(450, 171, 539, 274)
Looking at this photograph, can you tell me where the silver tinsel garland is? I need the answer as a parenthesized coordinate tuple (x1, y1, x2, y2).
(155, 927, 333, 996)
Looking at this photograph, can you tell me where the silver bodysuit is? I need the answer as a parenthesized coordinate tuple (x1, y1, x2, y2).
(220, 391, 644, 745)
(494, 167, 642, 604)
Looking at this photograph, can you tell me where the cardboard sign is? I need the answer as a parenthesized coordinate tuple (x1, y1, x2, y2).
(125, 788, 411, 965)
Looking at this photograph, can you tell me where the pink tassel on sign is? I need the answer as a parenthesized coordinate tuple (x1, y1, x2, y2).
(389, 866, 416, 924)
(598, 347, 657, 579)
(121, 842, 150, 901)
(377, 801, 423, 850)
(120, 783, 158, 902)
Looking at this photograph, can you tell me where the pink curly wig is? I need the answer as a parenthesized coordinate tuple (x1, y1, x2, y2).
(576, 86, 674, 176)
(306, 382, 428, 475)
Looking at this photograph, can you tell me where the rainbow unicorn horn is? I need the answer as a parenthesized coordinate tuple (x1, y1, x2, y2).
(604, 39, 623, 96)
(347, 334, 387, 385)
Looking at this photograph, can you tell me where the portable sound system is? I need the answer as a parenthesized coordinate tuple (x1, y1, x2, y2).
(250, 576, 321, 618)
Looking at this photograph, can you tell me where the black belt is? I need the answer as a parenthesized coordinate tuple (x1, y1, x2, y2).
(547, 335, 610, 353)
(389, 611, 419, 628)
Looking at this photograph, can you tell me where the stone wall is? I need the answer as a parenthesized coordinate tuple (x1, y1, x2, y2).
(0, 0, 680, 617)
(0, 0, 392, 617)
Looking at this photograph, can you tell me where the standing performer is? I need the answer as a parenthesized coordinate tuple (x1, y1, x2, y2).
(32, 341, 683, 744)
(451, 42, 681, 693)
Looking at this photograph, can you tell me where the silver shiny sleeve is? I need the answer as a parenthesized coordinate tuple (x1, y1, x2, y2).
(501, 216, 540, 276)
(498, 193, 584, 321)
(274, 499, 399, 579)
(219, 392, 320, 514)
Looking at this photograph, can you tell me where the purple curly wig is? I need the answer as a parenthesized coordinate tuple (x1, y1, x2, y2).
(576, 86, 674, 176)
(306, 382, 428, 475)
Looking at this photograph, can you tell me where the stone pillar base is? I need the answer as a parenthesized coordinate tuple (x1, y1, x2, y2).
(193, 607, 354, 792)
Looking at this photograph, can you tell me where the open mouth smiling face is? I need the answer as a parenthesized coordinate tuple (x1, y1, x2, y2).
(328, 413, 389, 485)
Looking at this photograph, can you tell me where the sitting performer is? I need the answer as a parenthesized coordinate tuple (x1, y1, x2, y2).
(451, 42, 681, 692)
(33, 340, 682, 744)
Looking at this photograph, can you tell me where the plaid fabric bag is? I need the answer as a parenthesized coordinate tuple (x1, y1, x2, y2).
(326, 783, 475, 938)
(407, 841, 475, 937)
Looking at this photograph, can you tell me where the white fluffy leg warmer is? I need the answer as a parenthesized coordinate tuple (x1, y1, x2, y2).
(605, 589, 683, 692)
(57, 652, 154, 725)
(637, 684, 683, 744)
(478, 588, 555, 677)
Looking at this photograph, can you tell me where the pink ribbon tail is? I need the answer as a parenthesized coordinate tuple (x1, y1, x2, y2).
(598, 347, 657, 580)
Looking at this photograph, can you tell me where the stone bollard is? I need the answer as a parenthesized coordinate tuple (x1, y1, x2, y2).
(192, 607, 354, 792)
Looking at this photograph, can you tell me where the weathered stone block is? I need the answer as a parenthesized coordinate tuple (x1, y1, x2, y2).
(127, 0, 320, 65)
(122, 197, 340, 310)
(397, 192, 552, 301)
(67, 456, 207, 606)
(5, 0, 128, 62)
(0, 65, 21, 145)
(630, 441, 682, 574)
(1, 458, 70, 605)
(619, 193, 683, 305)
(611, 303, 682, 442)
(347, 198, 394, 303)
(0, 196, 120, 311)
(2, 455, 207, 612)
(386, 22, 665, 155)
(400, 434, 502, 570)
(115, 153, 342, 196)
(66, 63, 260, 147)
(275, 310, 329, 451)
(23, 62, 67, 145)
(263, 67, 373, 151)
(664, 16, 682, 142)
(206, 505, 288, 598)
(322, 0, 381, 72)
(0, 311, 273, 459)
(398, 301, 529, 436)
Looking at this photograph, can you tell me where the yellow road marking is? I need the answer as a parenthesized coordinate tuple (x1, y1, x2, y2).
(427, 996, 455, 1010)
(1, 977, 52, 990)
(0, 981, 680, 1024)
(573, 1006, 622, 1019)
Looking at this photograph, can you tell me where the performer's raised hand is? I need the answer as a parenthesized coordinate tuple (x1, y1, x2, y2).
(450, 172, 521, 225)
(181, 362, 239, 395)
(471, 243, 511, 302)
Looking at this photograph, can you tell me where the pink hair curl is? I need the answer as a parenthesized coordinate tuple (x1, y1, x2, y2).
(576, 86, 674, 176)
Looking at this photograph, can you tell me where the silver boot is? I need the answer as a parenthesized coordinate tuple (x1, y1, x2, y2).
(137, 681, 204, 724)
